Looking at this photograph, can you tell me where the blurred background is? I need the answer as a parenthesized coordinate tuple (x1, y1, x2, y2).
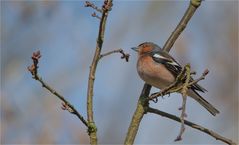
(1, 0, 238, 144)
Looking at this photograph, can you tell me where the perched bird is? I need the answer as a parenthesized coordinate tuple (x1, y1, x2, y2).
(131, 42, 219, 116)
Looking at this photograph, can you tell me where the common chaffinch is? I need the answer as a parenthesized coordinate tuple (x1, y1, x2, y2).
(132, 42, 219, 116)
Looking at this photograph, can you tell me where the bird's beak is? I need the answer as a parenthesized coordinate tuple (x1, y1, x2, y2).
(131, 47, 139, 52)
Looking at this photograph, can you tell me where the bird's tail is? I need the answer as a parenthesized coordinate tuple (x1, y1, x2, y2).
(188, 89, 220, 116)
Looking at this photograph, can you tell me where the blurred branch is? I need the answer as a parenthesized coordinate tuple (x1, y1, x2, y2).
(163, 0, 202, 52)
(86, 0, 113, 144)
(147, 107, 236, 145)
(100, 49, 130, 62)
(27, 51, 88, 127)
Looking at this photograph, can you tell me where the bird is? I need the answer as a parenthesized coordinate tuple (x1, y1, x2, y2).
(131, 42, 219, 116)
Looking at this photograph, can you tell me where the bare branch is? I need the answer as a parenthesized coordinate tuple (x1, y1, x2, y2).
(163, 0, 203, 52)
(148, 107, 236, 145)
(124, 84, 151, 145)
(100, 49, 130, 62)
(175, 64, 191, 141)
(92, 12, 101, 20)
(86, 0, 113, 144)
(188, 69, 209, 86)
(85, 1, 103, 13)
(27, 51, 88, 127)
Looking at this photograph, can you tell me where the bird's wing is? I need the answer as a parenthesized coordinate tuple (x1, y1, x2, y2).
(151, 51, 182, 77)
(150, 51, 207, 92)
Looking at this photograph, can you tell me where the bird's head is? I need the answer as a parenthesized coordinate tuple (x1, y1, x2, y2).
(131, 42, 161, 55)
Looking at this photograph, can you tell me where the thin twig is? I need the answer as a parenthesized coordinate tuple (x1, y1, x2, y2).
(188, 69, 209, 86)
(28, 51, 88, 127)
(36, 75, 88, 127)
(148, 107, 236, 145)
(175, 64, 191, 141)
(100, 49, 130, 62)
(169, 69, 209, 94)
(86, 0, 113, 144)
(92, 12, 101, 20)
(85, 1, 103, 13)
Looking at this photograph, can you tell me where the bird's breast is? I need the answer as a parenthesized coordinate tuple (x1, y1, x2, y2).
(137, 56, 175, 89)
